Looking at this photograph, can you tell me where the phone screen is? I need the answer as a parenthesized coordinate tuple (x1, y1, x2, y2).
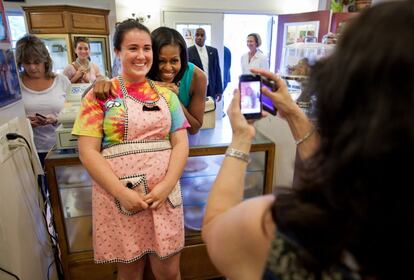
(240, 80, 262, 118)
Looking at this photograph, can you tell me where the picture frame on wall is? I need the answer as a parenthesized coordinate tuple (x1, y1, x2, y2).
(0, 0, 11, 44)
(330, 12, 358, 34)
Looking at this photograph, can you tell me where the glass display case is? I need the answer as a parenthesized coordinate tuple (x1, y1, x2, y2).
(45, 118, 275, 280)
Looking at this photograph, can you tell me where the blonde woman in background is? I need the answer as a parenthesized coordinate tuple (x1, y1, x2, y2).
(241, 33, 269, 74)
(16, 34, 70, 167)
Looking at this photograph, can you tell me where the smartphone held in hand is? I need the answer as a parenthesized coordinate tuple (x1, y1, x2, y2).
(239, 74, 262, 119)
(35, 113, 47, 119)
(261, 77, 278, 116)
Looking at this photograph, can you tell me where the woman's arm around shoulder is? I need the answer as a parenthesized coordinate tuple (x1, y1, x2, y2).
(184, 65, 207, 134)
(202, 195, 276, 280)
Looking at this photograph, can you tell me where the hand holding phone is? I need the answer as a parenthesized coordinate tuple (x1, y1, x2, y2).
(36, 113, 47, 119)
(239, 74, 262, 119)
(35, 113, 57, 125)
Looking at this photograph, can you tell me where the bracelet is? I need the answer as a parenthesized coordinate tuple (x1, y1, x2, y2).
(225, 147, 250, 163)
(295, 127, 316, 145)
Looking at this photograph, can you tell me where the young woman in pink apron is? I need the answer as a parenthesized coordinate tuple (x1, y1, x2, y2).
(72, 19, 189, 280)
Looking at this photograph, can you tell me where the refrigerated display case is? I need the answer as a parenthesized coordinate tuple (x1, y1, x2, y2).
(45, 118, 275, 280)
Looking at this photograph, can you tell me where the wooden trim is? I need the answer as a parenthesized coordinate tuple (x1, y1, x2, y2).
(22, 5, 109, 16)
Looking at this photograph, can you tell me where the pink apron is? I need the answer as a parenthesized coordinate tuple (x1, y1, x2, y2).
(92, 80, 184, 264)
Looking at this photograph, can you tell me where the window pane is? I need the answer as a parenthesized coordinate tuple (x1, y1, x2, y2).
(7, 14, 26, 48)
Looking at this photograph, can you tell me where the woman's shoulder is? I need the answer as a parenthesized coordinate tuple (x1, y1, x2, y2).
(56, 73, 70, 81)
(192, 65, 207, 82)
(53, 73, 71, 92)
(256, 51, 267, 58)
(63, 63, 76, 73)
(55, 73, 71, 88)
(187, 62, 195, 71)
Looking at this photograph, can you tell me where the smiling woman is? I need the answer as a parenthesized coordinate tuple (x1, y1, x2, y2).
(149, 26, 207, 134)
(72, 18, 190, 280)
(63, 37, 103, 84)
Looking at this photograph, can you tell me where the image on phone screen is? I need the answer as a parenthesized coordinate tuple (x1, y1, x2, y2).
(240, 80, 261, 118)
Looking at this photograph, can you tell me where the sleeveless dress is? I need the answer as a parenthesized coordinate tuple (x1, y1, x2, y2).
(72, 77, 190, 263)
(178, 62, 195, 107)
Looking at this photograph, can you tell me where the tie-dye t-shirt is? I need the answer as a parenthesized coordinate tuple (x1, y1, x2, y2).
(72, 78, 189, 147)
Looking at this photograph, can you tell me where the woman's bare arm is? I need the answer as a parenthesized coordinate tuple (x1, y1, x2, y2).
(183, 66, 207, 134)
(202, 89, 275, 279)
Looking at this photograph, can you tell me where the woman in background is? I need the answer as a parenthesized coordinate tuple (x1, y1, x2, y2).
(241, 33, 268, 75)
(16, 34, 70, 166)
(63, 37, 103, 83)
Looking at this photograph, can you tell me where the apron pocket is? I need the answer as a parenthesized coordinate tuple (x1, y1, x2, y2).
(115, 174, 148, 216)
(167, 181, 183, 208)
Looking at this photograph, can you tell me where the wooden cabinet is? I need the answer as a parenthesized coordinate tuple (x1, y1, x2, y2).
(45, 119, 275, 280)
(23, 5, 109, 35)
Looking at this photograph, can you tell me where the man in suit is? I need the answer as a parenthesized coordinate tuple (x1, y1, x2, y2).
(188, 28, 223, 101)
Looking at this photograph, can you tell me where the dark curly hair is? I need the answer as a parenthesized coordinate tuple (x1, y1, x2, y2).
(147, 26, 188, 84)
(273, 1, 414, 279)
(15, 34, 55, 78)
